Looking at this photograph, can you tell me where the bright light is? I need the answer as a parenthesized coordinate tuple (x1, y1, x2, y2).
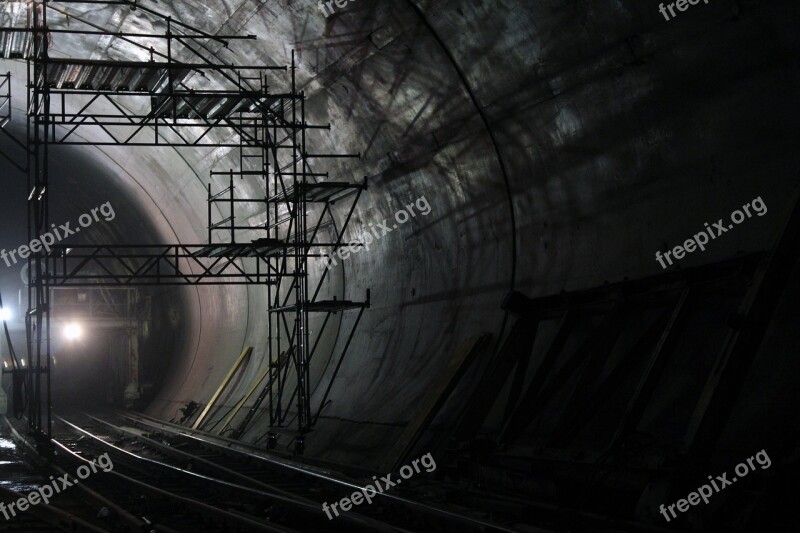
(64, 322, 83, 340)
(0, 307, 11, 321)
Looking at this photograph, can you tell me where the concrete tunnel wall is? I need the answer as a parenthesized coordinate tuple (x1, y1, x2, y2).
(2, 0, 799, 470)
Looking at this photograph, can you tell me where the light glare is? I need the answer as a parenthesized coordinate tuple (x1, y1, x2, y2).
(0, 308, 10, 321)
(64, 323, 83, 340)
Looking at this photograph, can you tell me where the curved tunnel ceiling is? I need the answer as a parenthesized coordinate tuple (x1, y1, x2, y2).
(1, 0, 799, 480)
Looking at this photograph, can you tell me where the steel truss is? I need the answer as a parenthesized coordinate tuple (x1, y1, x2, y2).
(1, 0, 369, 451)
(47, 242, 334, 286)
(0, 71, 9, 127)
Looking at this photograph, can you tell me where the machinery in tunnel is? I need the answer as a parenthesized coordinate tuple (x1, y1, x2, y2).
(0, 0, 798, 532)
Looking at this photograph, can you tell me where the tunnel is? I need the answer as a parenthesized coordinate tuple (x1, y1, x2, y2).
(0, 1, 799, 531)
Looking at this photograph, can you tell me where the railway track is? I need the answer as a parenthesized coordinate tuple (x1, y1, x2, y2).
(2, 415, 148, 532)
(43, 411, 517, 532)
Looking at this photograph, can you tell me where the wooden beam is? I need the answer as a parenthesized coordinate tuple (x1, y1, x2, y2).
(217, 367, 270, 435)
(499, 310, 575, 444)
(192, 346, 252, 430)
(684, 188, 800, 460)
(453, 322, 538, 442)
(387, 333, 491, 470)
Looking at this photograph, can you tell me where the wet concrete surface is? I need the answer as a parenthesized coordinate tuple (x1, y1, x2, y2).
(0, 420, 46, 495)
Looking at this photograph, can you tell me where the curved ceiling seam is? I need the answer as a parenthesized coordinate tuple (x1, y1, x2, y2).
(402, 1, 518, 291)
(296, 4, 519, 292)
(402, 1, 518, 357)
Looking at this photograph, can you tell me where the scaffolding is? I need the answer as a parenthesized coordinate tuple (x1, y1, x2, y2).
(0, 0, 368, 452)
(0, 71, 9, 128)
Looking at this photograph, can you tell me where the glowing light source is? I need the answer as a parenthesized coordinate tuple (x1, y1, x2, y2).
(64, 322, 83, 340)
(0, 307, 11, 321)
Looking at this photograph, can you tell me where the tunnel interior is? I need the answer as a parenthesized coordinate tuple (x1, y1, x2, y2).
(0, 123, 187, 409)
(0, 0, 799, 531)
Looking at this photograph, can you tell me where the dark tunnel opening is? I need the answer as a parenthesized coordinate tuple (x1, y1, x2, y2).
(0, 124, 187, 411)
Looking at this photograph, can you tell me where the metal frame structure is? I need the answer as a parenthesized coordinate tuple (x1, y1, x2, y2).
(50, 286, 139, 324)
(0, 0, 369, 452)
(0, 71, 9, 128)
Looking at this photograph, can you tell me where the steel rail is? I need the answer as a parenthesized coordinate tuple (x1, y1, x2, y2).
(51, 416, 295, 532)
(83, 412, 411, 532)
(116, 410, 519, 532)
(56, 414, 404, 532)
